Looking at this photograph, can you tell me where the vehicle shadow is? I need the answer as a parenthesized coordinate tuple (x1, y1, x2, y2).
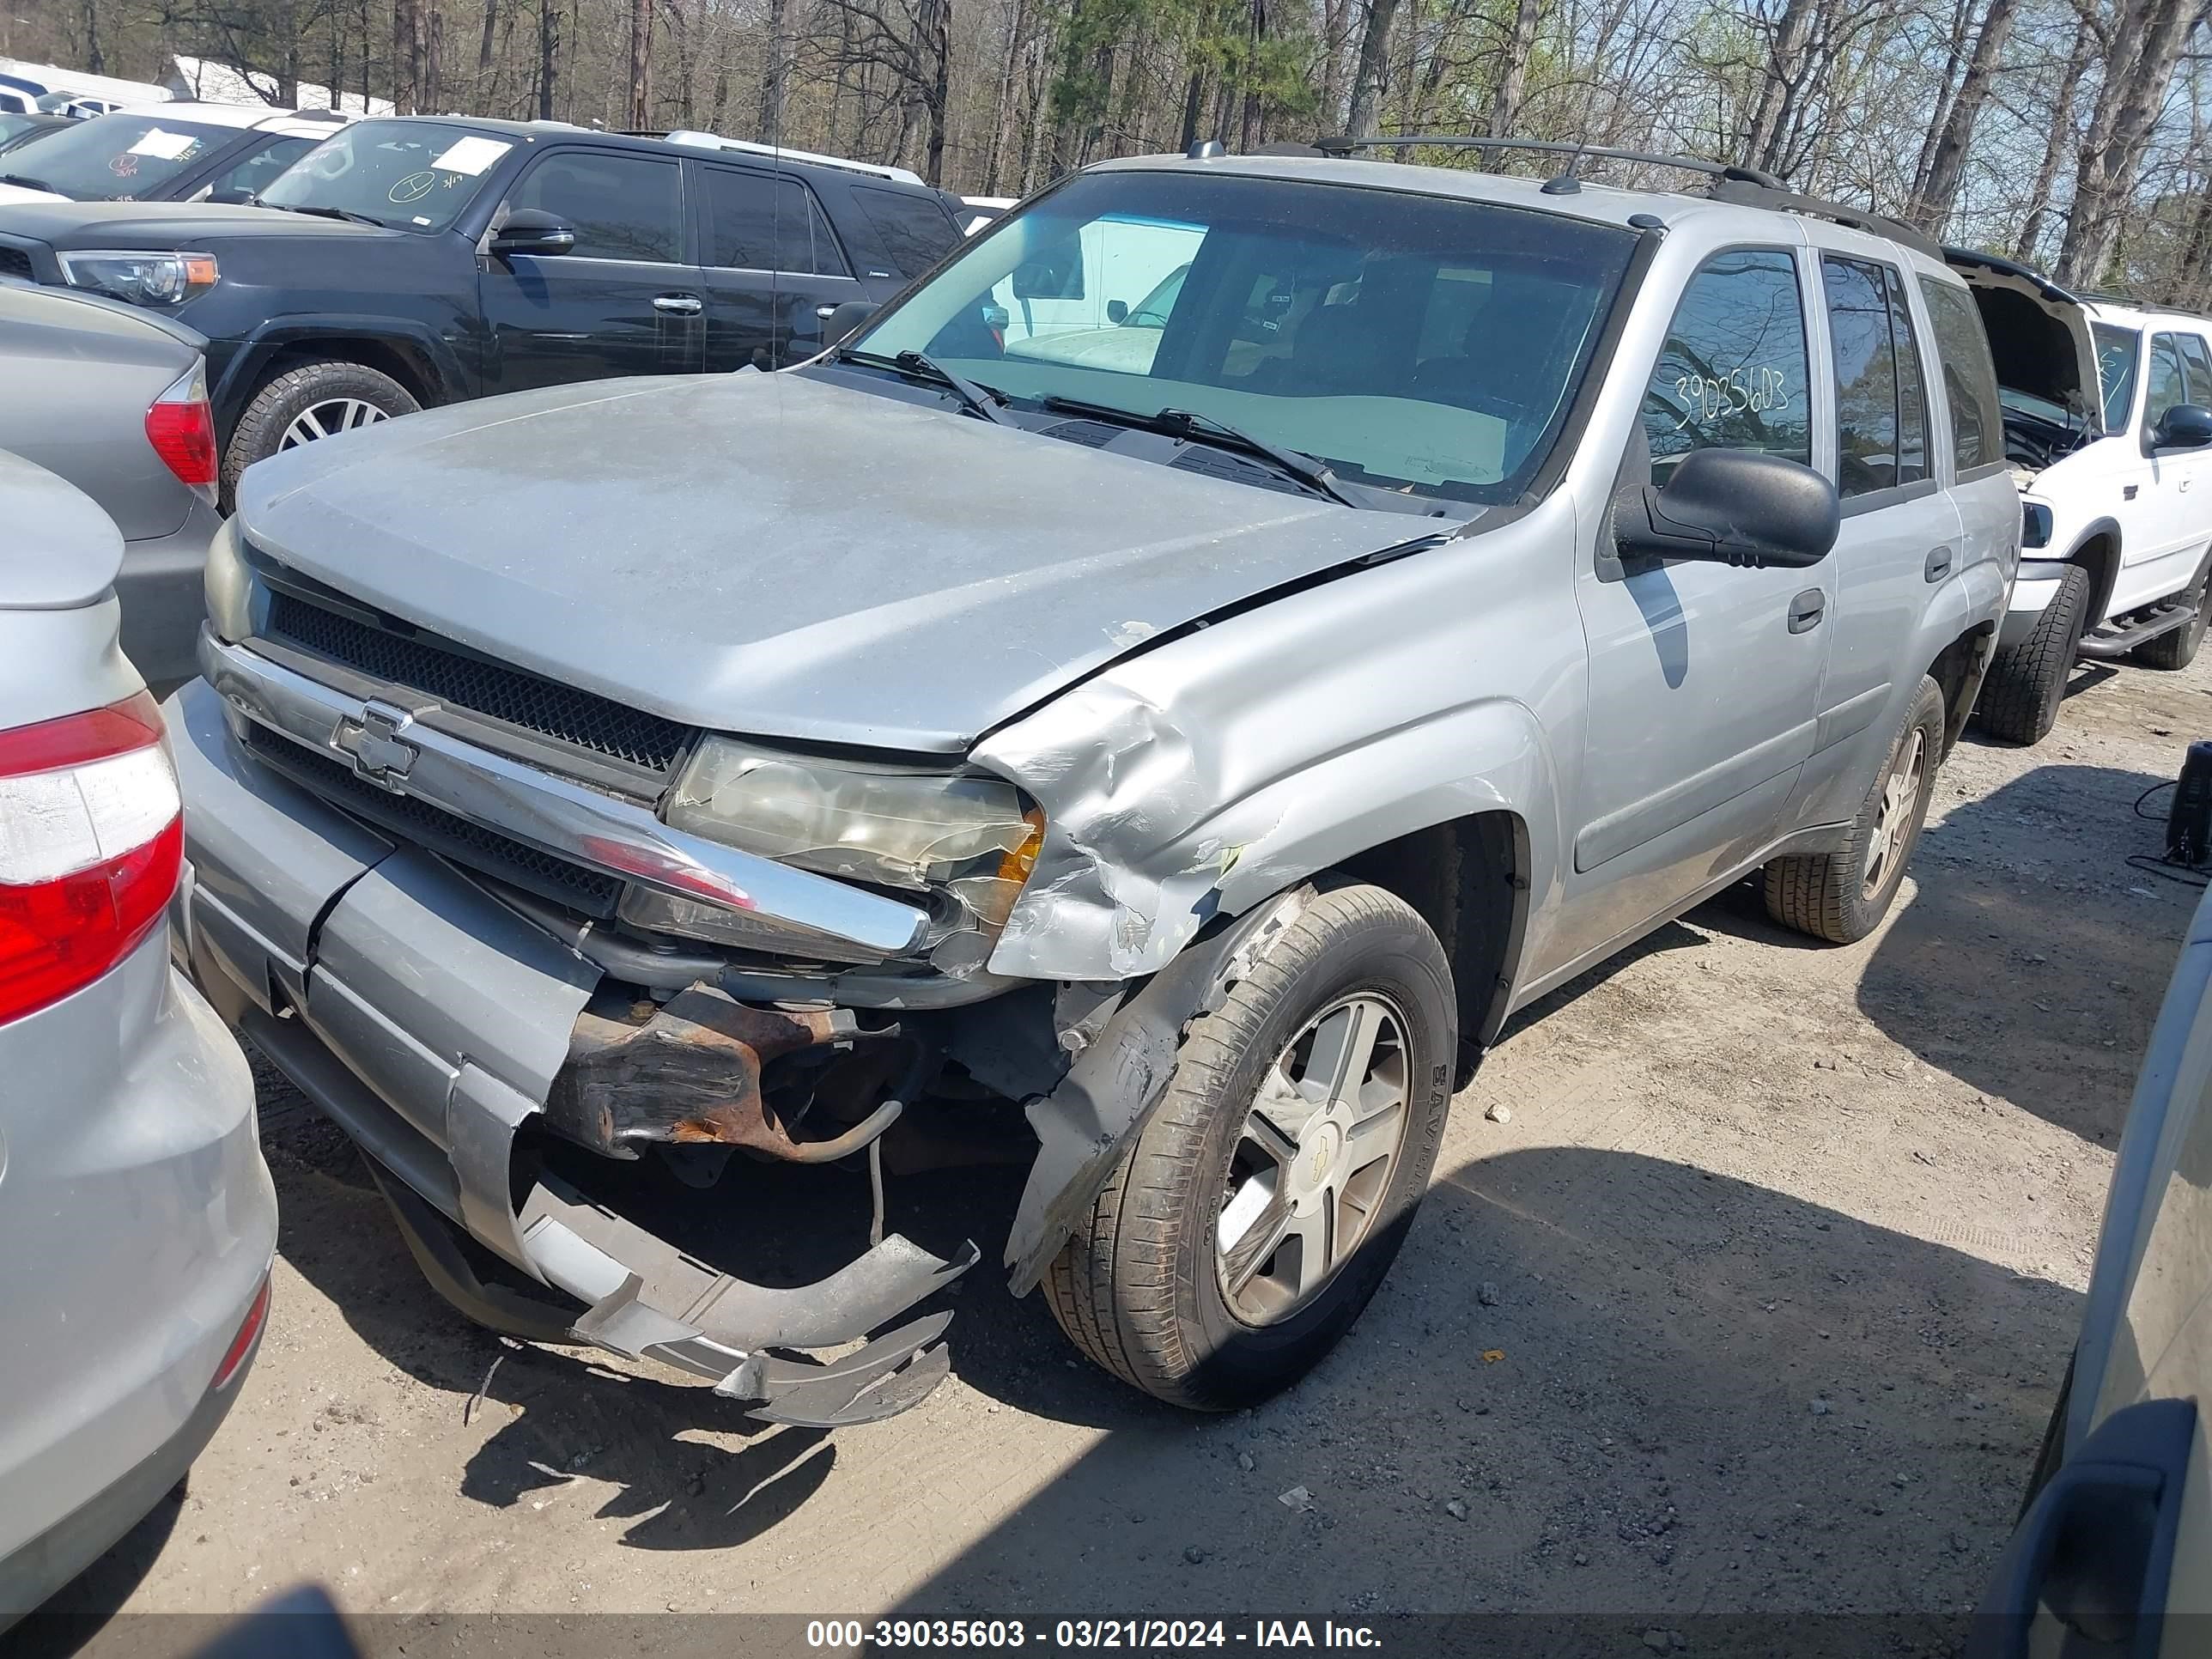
(872, 1146, 2078, 1626)
(1862, 760, 2185, 1146)
(0, 1488, 183, 1659)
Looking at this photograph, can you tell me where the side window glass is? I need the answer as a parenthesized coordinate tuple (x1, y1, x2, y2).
(850, 185, 963, 277)
(2146, 334, 2188, 430)
(210, 136, 313, 199)
(1884, 267, 1929, 484)
(2095, 325, 2142, 431)
(1642, 248, 1810, 482)
(2178, 335, 2212, 407)
(702, 168, 846, 276)
(1917, 276, 2003, 473)
(1822, 255, 1911, 498)
(511, 152, 681, 264)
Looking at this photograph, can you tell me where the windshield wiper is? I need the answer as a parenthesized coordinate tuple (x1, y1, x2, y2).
(262, 202, 385, 228)
(1034, 393, 1365, 507)
(0, 173, 56, 191)
(838, 345, 1012, 425)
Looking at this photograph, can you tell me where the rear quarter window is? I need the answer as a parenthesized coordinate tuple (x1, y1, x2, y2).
(851, 185, 963, 278)
(1917, 276, 2004, 474)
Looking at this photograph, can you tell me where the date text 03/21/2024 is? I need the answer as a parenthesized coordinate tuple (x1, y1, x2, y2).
(807, 1620, 1384, 1650)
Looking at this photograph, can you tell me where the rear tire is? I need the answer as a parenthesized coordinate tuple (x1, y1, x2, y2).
(222, 359, 419, 509)
(1764, 676, 1944, 945)
(1973, 564, 2092, 744)
(1042, 883, 1455, 1410)
(2134, 584, 2210, 670)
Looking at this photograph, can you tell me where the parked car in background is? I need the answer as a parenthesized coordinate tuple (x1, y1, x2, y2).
(0, 115, 968, 501)
(0, 284, 220, 689)
(0, 102, 349, 208)
(0, 451, 274, 1632)
(1950, 252, 2212, 744)
(1969, 880, 2212, 1654)
(0, 112, 70, 155)
(167, 142, 2012, 1423)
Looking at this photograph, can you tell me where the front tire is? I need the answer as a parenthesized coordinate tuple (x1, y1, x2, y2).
(222, 359, 420, 508)
(1973, 564, 2092, 744)
(1764, 675, 1944, 945)
(1042, 883, 1455, 1410)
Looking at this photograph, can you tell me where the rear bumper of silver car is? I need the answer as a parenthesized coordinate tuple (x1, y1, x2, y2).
(166, 665, 971, 1425)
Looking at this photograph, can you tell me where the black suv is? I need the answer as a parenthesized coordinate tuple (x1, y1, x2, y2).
(0, 117, 969, 500)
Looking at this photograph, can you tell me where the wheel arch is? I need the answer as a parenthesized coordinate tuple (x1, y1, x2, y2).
(1926, 619, 1997, 757)
(211, 319, 464, 436)
(2065, 520, 2124, 624)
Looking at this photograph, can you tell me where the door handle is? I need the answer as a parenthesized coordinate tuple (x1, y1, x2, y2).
(653, 294, 703, 315)
(1787, 588, 1826, 633)
(1924, 545, 1954, 583)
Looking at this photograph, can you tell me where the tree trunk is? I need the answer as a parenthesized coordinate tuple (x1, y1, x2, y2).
(1911, 0, 1975, 202)
(986, 0, 1030, 191)
(627, 0, 650, 127)
(1485, 0, 1539, 134)
(1238, 0, 1265, 149)
(1345, 0, 1403, 138)
(919, 0, 951, 183)
(535, 0, 558, 119)
(392, 0, 414, 110)
(2015, 22, 2091, 261)
(1743, 0, 1815, 170)
(1911, 0, 2020, 231)
(477, 0, 499, 83)
(2056, 0, 2202, 285)
(757, 0, 788, 138)
(423, 6, 442, 112)
(82, 0, 103, 72)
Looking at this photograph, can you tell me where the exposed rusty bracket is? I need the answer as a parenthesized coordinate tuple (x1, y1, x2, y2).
(544, 983, 893, 1159)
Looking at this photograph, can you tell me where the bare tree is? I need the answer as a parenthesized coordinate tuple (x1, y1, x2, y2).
(2057, 0, 2204, 283)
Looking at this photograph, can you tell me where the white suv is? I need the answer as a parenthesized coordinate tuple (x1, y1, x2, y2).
(1951, 253, 2212, 743)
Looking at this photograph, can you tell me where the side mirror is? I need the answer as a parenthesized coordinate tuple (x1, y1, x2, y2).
(204, 186, 256, 205)
(2154, 404, 2212, 451)
(1012, 260, 1060, 300)
(820, 299, 879, 349)
(1106, 299, 1128, 325)
(490, 208, 576, 258)
(1613, 447, 1839, 570)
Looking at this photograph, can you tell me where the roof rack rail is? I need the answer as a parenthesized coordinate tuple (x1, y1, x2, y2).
(1315, 133, 1944, 260)
(1313, 134, 1784, 189)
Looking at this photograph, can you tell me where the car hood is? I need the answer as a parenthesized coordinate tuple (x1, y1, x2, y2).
(0, 199, 389, 247)
(236, 370, 1452, 753)
(1946, 250, 2104, 431)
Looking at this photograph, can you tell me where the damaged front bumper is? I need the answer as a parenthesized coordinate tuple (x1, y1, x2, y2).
(164, 670, 975, 1427)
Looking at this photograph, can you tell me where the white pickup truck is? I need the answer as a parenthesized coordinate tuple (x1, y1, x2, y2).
(1951, 252, 2212, 744)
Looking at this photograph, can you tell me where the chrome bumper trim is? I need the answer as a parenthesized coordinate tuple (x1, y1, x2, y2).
(197, 629, 931, 957)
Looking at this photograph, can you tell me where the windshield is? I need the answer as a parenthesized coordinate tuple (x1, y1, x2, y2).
(2094, 323, 2141, 432)
(260, 119, 515, 231)
(850, 171, 1637, 503)
(0, 113, 234, 199)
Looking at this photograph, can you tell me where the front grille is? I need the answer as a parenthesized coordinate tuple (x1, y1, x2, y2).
(263, 589, 692, 774)
(241, 725, 623, 916)
(0, 247, 33, 282)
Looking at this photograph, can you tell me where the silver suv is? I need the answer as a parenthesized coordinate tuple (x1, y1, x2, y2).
(170, 140, 2016, 1419)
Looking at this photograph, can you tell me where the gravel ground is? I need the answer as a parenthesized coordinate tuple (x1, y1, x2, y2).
(17, 649, 2211, 1653)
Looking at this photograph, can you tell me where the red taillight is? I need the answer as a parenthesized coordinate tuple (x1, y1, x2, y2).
(210, 1274, 271, 1392)
(0, 690, 182, 1024)
(145, 362, 217, 492)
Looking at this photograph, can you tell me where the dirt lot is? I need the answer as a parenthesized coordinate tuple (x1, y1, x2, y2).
(21, 651, 2212, 1650)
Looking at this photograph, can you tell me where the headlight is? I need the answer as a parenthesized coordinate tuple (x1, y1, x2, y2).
(2022, 501, 2053, 549)
(642, 737, 1044, 963)
(203, 517, 256, 641)
(57, 249, 218, 307)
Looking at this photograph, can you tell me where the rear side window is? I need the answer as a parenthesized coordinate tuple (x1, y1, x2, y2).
(2178, 334, 2212, 406)
(1917, 276, 2004, 473)
(510, 151, 682, 264)
(851, 185, 963, 277)
(2146, 334, 2188, 430)
(1822, 255, 1930, 498)
(1642, 249, 1811, 481)
(701, 167, 848, 276)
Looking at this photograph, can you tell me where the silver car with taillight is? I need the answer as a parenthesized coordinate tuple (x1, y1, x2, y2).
(0, 453, 273, 1627)
(0, 283, 222, 690)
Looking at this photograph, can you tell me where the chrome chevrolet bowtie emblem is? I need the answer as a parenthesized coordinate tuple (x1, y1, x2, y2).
(337, 703, 419, 790)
